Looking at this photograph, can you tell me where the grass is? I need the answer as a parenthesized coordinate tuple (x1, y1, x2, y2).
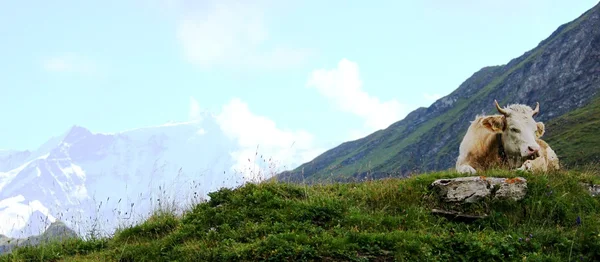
(3, 168, 600, 261)
(545, 96, 600, 169)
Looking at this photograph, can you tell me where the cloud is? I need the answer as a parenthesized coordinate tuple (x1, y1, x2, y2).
(307, 59, 409, 131)
(214, 98, 324, 180)
(174, 0, 310, 70)
(188, 97, 203, 121)
(424, 93, 442, 102)
(42, 53, 97, 74)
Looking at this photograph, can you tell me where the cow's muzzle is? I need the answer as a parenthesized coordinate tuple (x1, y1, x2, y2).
(527, 151, 540, 160)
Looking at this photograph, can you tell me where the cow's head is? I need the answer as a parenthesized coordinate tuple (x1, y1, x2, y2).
(482, 100, 544, 165)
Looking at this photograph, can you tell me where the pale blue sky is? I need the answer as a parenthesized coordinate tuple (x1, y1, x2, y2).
(1, 0, 598, 158)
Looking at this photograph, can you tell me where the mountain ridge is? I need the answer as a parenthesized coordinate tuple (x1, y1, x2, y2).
(276, 1, 600, 183)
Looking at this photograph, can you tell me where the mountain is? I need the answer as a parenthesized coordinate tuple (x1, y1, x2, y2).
(0, 220, 77, 255)
(277, 2, 600, 183)
(544, 95, 600, 167)
(0, 113, 252, 239)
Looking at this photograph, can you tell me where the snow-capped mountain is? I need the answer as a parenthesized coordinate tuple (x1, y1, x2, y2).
(0, 112, 272, 238)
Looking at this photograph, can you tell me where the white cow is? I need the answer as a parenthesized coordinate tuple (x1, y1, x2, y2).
(456, 100, 559, 174)
(517, 124, 560, 172)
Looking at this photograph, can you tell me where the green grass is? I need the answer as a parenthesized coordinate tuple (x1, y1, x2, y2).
(3, 168, 600, 261)
(545, 96, 600, 169)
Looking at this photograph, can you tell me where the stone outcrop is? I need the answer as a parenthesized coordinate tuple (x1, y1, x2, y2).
(430, 176, 528, 203)
(579, 182, 600, 197)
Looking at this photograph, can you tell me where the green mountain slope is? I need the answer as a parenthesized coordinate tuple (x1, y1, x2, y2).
(277, 2, 600, 183)
(544, 96, 600, 168)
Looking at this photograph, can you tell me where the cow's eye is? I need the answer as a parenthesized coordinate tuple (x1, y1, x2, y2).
(511, 128, 520, 133)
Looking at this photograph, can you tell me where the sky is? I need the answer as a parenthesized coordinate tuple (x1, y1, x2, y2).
(0, 0, 598, 166)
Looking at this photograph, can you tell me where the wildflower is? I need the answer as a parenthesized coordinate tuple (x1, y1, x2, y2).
(576, 216, 582, 225)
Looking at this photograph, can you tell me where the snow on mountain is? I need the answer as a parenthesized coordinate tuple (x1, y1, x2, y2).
(0, 150, 31, 172)
(0, 112, 272, 238)
(0, 195, 57, 238)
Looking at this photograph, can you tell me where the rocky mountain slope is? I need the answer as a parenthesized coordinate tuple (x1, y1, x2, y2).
(277, 2, 600, 183)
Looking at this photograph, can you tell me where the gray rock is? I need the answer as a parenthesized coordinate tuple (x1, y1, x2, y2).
(579, 182, 600, 196)
(488, 177, 529, 201)
(431, 176, 528, 203)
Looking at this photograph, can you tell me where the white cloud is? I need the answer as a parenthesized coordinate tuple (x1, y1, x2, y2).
(213, 98, 324, 180)
(174, 0, 310, 69)
(188, 97, 203, 121)
(424, 92, 442, 102)
(307, 59, 409, 132)
(42, 53, 97, 74)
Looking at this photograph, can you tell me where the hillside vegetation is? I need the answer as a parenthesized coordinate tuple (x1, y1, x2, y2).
(545, 96, 600, 169)
(2, 169, 600, 261)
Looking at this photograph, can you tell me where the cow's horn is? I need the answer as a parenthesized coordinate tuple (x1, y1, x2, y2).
(494, 100, 508, 116)
(532, 102, 540, 117)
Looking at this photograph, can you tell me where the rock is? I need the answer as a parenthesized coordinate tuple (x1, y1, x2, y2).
(579, 182, 600, 197)
(431, 208, 488, 222)
(431, 176, 527, 203)
(430, 177, 489, 203)
(487, 177, 529, 201)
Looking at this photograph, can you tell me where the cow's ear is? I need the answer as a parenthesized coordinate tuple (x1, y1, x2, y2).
(536, 122, 545, 137)
(482, 116, 505, 132)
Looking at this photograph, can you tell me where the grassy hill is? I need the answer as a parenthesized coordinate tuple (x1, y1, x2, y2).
(545, 96, 600, 169)
(3, 169, 600, 261)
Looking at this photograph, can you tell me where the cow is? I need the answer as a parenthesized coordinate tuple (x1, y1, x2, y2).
(517, 123, 560, 172)
(455, 100, 559, 174)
